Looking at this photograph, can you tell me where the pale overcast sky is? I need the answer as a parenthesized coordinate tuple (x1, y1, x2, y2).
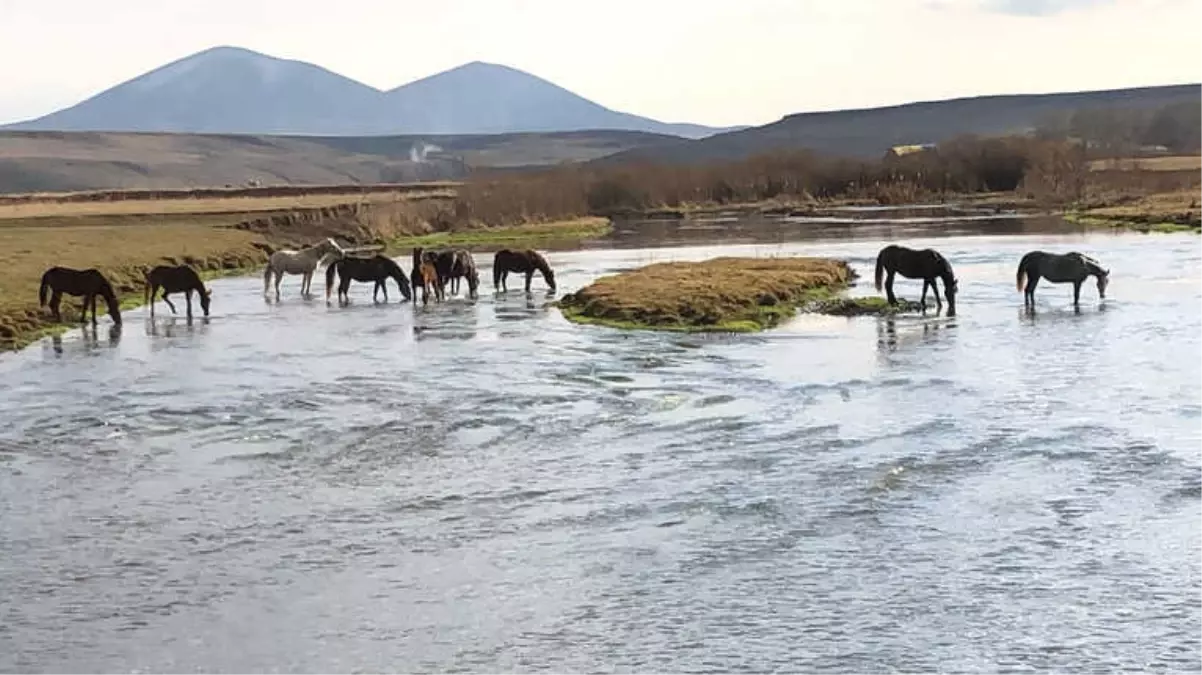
(0, 0, 1198, 127)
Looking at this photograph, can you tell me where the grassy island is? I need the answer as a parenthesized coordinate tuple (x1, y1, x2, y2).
(556, 256, 857, 332)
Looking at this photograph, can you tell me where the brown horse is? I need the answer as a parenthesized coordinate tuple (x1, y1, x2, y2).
(145, 264, 212, 319)
(419, 254, 443, 305)
(39, 266, 123, 325)
(493, 249, 556, 293)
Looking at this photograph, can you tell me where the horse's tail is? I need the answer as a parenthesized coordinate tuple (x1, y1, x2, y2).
(874, 249, 886, 292)
(1016, 253, 1035, 293)
(99, 278, 122, 324)
(324, 259, 338, 300)
(493, 251, 505, 288)
(38, 269, 52, 307)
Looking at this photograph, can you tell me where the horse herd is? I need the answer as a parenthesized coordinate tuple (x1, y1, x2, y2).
(872, 244, 1111, 317)
(34, 238, 1110, 329)
(36, 240, 560, 326)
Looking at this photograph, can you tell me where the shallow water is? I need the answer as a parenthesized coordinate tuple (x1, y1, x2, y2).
(1, 223, 1199, 673)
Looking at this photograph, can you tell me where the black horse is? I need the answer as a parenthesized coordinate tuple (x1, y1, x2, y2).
(38, 266, 123, 325)
(145, 264, 212, 319)
(874, 244, 959, 316)
(325, 255, 412, 304)
(1016, 250, 1109, 307)
(493, 249, 556, 293)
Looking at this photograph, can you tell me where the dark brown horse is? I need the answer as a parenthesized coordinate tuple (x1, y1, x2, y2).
(324, 255, 411, 304)
(1016, 250, 1109, 307)
(436, 250, 479, 297)
(39, 266, 123, 325)
(874, 244, 958, 316)
(493, 249, 556, 293)
(145, 264, 212, 319)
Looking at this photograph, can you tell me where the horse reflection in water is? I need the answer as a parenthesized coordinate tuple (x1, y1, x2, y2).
(47, 322, 123, 357)
(876, 315, 956, 353)
(144, 316, 211, 338)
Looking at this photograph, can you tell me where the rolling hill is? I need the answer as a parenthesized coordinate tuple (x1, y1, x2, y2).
(594, 83, 1202, 165)
(2, 46, 735, 139)
(0, 129, 682, 194)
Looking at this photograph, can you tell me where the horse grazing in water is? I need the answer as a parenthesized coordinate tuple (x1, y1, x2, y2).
(493, 248, 556, 293)
(263, 237, 344, 301)
(144, 264, 212, 319)
(418, 253, 443, 305)
(38, 266, 123, 325)
(874, 244, 959, 315)
(451, 250, 481, 298)
(429, 249, 479, 297)
(1016, 250, 1109, 307)
(324, 255, 412, 304)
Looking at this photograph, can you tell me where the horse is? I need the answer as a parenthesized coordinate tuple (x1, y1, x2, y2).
(1016, 251, 1109, 307)
(418, 253, 443, 306)
(493, 249, 556, 293)
(38, 266, 123, 325)
(263, 237, 344, 300)
(874, 244, 959, 316)
(144, 264, 212, 319)
(427, 249, 478, 297)
(324, 255, 412, 304)
(450, 250, 481, 298)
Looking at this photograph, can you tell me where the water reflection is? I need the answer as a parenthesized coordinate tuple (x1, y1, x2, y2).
(876, 315, 956, 353)
(144, 316, 210, 338)
(45, 323, 122, 357)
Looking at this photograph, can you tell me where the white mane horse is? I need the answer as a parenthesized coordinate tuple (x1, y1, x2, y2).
(263, 238, 345, 300)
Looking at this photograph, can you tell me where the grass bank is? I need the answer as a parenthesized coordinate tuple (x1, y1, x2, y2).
(556, 256, 857, 333)
(387, 217, 612, 251)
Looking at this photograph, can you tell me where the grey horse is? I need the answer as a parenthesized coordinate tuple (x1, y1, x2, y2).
(263, 238, 345, 301)
(1016, 250, 1110, 307)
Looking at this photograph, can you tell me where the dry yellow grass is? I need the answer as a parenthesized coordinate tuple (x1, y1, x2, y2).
(1088, 155, 1202, 172)
(558, 256, 855, 332)
(0, 188, 455, 221)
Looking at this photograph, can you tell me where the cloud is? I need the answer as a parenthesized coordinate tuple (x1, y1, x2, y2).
(979, 0, 1115, 16)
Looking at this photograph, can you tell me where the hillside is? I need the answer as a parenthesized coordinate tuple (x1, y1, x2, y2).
(3, 46, 734, 139)
(594, 83, 1202, 165)
(0, 129, 679, 194)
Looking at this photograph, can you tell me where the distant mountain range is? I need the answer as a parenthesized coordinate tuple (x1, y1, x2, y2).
(595, 83, 1202, 164)
(1, 46, 739, 139)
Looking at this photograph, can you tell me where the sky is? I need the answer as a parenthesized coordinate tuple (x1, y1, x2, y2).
(0, 0, 1198, 127)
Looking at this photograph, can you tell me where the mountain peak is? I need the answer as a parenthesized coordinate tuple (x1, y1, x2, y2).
(3, 45, 730, 138)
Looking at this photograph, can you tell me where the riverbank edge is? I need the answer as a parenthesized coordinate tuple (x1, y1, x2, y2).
(1062, 212, 1201, 234)
(0, 217, 613, 354)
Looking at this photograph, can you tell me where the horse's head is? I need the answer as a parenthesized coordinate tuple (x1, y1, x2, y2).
(1097, 268, 1110, 299)
(199, 286, 213, 316)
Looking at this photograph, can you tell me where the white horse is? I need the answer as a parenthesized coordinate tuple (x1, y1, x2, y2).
(263, 238, 345, 301)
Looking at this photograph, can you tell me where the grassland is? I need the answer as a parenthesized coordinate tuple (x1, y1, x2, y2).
(556, 257, 857, 332)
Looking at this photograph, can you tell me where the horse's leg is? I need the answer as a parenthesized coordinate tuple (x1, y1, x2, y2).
(185, 290, 193, 320)
(163, 292, 177, 315)
(1025, 275, 1039, 306)
(919, 280, 929, 309)
(525, 270, 534, 293)
(149, 285, 157, 317)
(49, 289, 63, 322)
(884, 270, 898, 305)
(932, 278, 943, 310)
(1072, 280, 1082, 307)
(274, 271, 282, 301)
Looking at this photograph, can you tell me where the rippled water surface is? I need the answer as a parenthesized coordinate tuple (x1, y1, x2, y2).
(1, 225, 1199, 673)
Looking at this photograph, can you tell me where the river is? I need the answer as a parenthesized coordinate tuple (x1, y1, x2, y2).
(1, 216, 1199, 673)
